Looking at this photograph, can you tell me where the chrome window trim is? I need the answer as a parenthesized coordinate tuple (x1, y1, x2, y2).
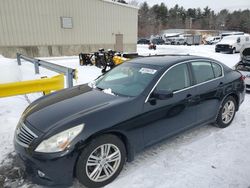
(145, 59, 224, 103)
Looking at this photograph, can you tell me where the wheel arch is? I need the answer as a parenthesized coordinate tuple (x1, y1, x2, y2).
(76, 130, 134, 163)
(214, 92, 239, 123)
(226, 93, 239, 111)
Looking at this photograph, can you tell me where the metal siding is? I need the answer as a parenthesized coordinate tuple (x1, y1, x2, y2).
(0, 0, 138, 47)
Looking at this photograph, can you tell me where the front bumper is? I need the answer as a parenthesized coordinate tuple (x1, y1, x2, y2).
(14, 140, 78, 186)
(215, 46, 233, 53)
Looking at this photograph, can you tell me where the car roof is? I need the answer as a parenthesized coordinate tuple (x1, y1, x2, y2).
(129, 55, 213, 67)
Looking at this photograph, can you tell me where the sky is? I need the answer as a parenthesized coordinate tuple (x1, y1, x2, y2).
(135, 0, 250, 12)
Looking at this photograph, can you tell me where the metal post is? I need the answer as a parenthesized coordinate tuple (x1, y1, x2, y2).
(34, 60, 40, 74)
(66, 70, 73, 88)
(16, 53, 76, 88)
(17, 53, 21, 65)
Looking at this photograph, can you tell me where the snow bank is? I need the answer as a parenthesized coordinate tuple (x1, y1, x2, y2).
(0, 59, 22, 84)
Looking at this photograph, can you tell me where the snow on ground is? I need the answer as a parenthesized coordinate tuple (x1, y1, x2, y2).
(0, 45, 249, 188)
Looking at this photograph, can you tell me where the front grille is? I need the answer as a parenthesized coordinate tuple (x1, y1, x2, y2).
(15, 121, 38, 148)
(217, 44, 229, 49)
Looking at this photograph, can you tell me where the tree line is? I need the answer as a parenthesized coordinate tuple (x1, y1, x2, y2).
(137, 2, 250, 38)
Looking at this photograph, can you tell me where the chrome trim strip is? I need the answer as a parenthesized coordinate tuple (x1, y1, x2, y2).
(15, 121, 38, 148)
(21, 122, 38, 138)
(15, 135, 29, 148)
(145, 59, 225, 103)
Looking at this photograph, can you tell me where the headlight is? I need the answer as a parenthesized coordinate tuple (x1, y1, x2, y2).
(229, 45, 233, 48)
(35, 124, 84, 153)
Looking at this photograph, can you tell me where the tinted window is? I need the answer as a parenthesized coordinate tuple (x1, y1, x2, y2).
(212, 63, 222, 78)
(156, 63, 190, 92)
(191, 62, 215, 84)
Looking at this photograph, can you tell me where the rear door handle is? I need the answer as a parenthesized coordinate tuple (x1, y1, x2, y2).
(186, 94, 200, 103)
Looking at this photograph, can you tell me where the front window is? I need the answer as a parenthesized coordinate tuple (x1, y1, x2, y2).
(156, 63, 191, 92)
(94, 63, 161, 97)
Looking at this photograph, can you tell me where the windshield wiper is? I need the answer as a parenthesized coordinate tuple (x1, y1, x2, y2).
(95, 86, 104, 91)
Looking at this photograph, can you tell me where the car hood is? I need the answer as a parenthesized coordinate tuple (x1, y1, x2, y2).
(240, 45, 250, 62)
(217, 40, 235, 45)
(22, 84, 126, 132)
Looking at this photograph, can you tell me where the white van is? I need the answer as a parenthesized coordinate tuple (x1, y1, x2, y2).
(215, 34, 250, 54)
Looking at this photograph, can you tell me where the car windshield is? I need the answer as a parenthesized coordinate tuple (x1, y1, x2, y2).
(94, 63, 161, 97)
(221, 37, 236, 43)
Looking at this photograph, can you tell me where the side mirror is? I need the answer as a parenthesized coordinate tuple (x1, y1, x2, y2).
(151, 90, 173, 100)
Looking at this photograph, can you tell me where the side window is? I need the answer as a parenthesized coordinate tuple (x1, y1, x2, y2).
(156, 63, 191, 92)
(191, 62, 215, 84)
(212, 63, 222, 78)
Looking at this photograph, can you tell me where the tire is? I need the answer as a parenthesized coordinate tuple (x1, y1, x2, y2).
(216, 96, 237, 128)
(76, 134, 126, 188)
(231, 48, 236, 54)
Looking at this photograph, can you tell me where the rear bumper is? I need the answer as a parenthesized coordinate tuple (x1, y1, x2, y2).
(245, 78, 250, 91)
(14, 141, 78, 186)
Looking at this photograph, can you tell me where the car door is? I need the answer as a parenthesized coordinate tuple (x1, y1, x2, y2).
(190, 60, 224, 124)
(142, 62, 200, 147)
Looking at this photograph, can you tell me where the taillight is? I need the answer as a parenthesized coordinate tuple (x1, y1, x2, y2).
(240, 75, 246, 81)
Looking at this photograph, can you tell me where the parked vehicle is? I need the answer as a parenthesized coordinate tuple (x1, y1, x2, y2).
(206, 36, 221, 45)
(186, 35, 201, 45)
(215, 34, 250, 54)
(220, 32, 244, 39)
(165, 38, 175, 45)
(14, 55, 245, 188)
(151, 38, 165, 45)
(172, 37, 186, 45)
(137, 38, 150, 45)
(235, 45, 250, 91)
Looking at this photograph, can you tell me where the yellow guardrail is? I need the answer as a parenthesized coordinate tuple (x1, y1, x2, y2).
(0, 74, 64, 98)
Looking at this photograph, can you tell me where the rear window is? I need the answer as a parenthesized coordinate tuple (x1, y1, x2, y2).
(212, 63, 223, 78)
(191, 62, 223, 84)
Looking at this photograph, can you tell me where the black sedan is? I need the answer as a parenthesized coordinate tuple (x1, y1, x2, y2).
(137, 38, 150, 45)
(14, 55, 245, 187)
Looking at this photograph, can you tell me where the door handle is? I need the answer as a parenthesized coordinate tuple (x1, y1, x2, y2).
(186, 94, 192, 98)
(186, 94, 194, 103)
(186, 94, 200, 103)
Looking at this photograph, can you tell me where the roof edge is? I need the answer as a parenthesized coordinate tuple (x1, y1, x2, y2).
(100, 0, 139, 10)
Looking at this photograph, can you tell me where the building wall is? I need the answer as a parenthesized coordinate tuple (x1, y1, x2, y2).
(0, 0, 138, 57)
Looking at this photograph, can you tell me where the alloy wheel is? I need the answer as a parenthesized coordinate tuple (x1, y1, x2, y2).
(222, 100, 235, 124)
(86, 143, 121, 182)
